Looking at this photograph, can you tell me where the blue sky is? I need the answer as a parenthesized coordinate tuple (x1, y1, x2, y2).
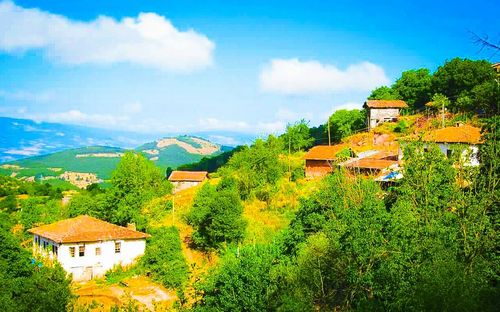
(0, 0, 498, 142)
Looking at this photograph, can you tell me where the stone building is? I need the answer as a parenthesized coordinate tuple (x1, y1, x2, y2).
(168, 170, 208, 192)
(364, 100, 408, 130)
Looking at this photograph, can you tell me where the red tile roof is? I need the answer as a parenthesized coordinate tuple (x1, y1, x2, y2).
(304, 144, 348, 160)
(168, 171, 207, 182)
(344, 159, 398, 170)
(422, 125, 482, 144)
(28, 215, 150, 243)
(364, 100, 408, 109)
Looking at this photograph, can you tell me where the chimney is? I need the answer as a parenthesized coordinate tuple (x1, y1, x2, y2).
(126, 223, 136, 231)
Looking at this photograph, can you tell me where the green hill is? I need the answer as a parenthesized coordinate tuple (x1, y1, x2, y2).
(135, 135, 229, 169)
(1, 146, 125, 180)
(0, 136, 232, 187)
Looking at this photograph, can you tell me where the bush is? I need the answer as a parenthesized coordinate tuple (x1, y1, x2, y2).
(139, 227, 189, 289)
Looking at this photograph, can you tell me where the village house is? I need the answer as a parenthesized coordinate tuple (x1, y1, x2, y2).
(304, 144, 350, 178)
(340, 149, 400, 177)
(364, 100, 408, 130)
(168, 170, 208, 192)
(400, 125, 482, 166)
(28, 215, 150, 281)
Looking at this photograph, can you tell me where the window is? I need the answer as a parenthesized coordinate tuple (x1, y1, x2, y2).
(34, 237, 38, 245)
(446, 149, 453, 158)
(115, 242, 121, 254)
(69, 247, 75, 257)
(95, 247, 101, 256)
(79, 245, 85, 257)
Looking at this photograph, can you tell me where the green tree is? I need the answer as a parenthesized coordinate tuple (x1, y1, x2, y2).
(0, 212, 72, 311)
(432, 58, 496, 113)
(281, 119, 315, 152)
(368, 86, 399, 100)
(327, 109, 365, 143)
(139, 227, 189, 289)
(187, 181, 246, 249)
(194, 245, 278, 312)
(221, 136, 286, 199)
(106, 152, 172, 229)
(392, 68, 432, 110)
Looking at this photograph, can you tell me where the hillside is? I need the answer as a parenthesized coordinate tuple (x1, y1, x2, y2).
(136, 135, 232, 169)
(0, 136, 232, 188)
(0, 117, 155, 163)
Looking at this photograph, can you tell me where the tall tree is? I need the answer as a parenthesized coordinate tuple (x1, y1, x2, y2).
(327, 109, 366, 143)
(392, 68, 433, 110)
(432, 58, 496, 113)
(368, 86, 400, 100)
(106, 152, 172, 229)
(281, 119, 315, 152)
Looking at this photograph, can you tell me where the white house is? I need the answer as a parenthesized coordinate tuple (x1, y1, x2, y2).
(399, 125, 482, 166)
(364, 100, 408, 130)
(28, 215, 150, 281)
(168, 170, 208, 193)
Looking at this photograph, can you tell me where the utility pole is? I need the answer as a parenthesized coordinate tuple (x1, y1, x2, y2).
(288, 134, 291, 181)
(441, 101, 445, 128)
(172, 192, 175, 225)
(327, 118, 331, 146)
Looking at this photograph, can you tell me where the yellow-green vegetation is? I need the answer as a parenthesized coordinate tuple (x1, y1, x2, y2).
(1, 57, 498, 311)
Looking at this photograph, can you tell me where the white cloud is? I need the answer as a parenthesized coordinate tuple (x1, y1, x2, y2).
(30, 109, 129, 127)
(4, 144, 43, 156)
(0, 1, 215, 71)
(0, 89, 53, 102)
(260, 59, 390, 94)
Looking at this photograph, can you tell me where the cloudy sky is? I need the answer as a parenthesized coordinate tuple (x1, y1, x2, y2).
(0, 0, 498, 137)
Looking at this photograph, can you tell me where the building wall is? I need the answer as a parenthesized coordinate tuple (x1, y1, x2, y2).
(305, 159, 333, 178)
(33, 235, 146, 281)
(398, 143, 479, 166)
(368, 108, 401, 130)
(172, 181, 202, 193)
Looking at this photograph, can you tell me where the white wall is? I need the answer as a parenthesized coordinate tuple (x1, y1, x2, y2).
(33, 236, 146, 281)
(398, 144, 479, 166)
(368, 108, 401, 130)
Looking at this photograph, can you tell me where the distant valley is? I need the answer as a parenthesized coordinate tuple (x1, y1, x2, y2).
(0, 117, 240, 188)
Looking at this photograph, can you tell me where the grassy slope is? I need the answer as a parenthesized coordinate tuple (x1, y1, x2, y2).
(8, 146, 125, 179)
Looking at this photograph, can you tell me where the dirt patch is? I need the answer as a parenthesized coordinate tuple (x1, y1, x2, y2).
(156, 138, 219, 155)
(73, 277, 176, 311)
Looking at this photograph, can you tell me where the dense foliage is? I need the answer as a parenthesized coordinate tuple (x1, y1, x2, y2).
(68, 151, 172, 230)
(369, 58, 498, 114)
(0, 213, 72, 312)
(187, 180, 247, 249)
(139, 226, 189, 289)
(177, 146, 244, 173)
(192, 119, 499, 310)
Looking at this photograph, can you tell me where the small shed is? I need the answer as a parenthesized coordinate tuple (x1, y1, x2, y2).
(364, 100, 408, 130)
(168, 171, 208, 192)
(304, 144, 350, 179)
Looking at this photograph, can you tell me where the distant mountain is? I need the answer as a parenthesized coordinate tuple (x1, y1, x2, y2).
(0, 117, 155, 163)
(1, 135, 232, 187)
(136, 135, 232, 169)
(0, 116, 256, 163)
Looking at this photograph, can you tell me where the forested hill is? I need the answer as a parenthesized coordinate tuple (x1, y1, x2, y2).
(0, 136, 232, 187)
(0, 57, 498, 311)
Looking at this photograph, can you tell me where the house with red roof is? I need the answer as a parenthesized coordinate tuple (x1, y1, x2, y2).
(364, 100, 408, 130)
(168, 170, 208, 192)
(400, 125, 483, 166)
(303, 144, 350, 178)
(29, 215, 150, 281)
